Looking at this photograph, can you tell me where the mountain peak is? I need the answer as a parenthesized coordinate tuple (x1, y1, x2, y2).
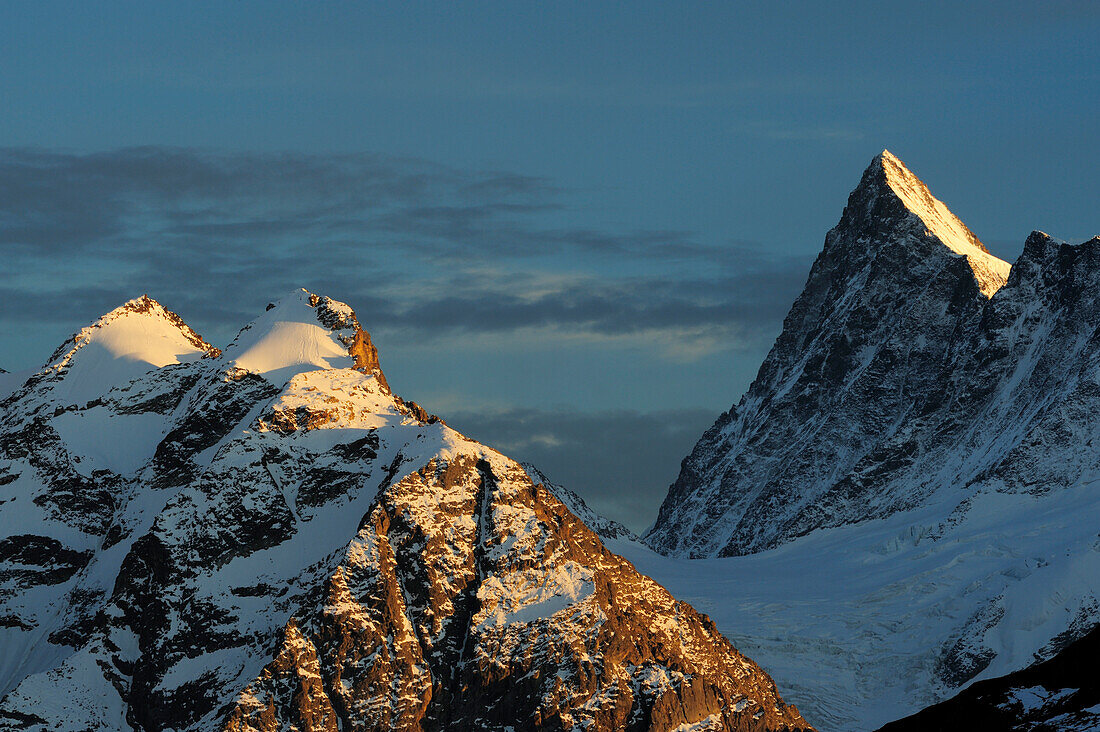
(68, 294, 215, 353)
(855, 151, 1011, 297)
(873, 151, 984, 250)
(225, 288, 388, 390)
(1, 293, 811, 732)
(77, 294, 215, 355)
(38, 295, 218, 405)
(648, 152, 1021, 558)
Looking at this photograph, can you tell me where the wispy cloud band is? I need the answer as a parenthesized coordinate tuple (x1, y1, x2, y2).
(2, 146, 808, 368)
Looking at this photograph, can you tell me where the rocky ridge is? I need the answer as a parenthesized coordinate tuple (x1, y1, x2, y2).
(0, 289, 809, 731)
(522, 462, 638, 542)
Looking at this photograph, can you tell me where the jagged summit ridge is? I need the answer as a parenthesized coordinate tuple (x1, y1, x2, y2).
(16, 288, 389, 410)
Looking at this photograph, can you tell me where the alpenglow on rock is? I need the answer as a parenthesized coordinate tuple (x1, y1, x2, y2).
(0, 289, 810, 732)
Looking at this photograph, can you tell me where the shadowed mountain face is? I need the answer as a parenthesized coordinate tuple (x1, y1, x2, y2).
(878, 624, 1100, 732)
(638, 151, 1100, 728)
(647, 151, 1100, 559)
(0, 290, 809, 732)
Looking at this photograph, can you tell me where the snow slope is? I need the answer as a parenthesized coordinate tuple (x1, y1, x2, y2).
(37, 294, 216, 406)
(879, 623, 1100, 731)
(51, 409, 168, 475)
(614, 477, 1100, 730)
(224, 289, 358, 387)
(0, 369, 32, 401)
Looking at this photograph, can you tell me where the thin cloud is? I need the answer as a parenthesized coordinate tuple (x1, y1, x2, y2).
(1, 146, 809, 370)
(0, 146, 550, 253)
(368, 271, 805, 337)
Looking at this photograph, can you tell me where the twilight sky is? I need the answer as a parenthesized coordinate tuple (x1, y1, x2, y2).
(2, 2, 1097, 530)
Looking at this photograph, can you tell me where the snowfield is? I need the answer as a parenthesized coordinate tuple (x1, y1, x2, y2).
(613, 475, 1100, 729)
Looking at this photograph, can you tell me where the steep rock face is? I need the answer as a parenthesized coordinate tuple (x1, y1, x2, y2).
(0, 291, 809, 732)
(647, 151, 1012, 558)
(638, 151, 1100, 727)
(224, 455, 798, 731)
(878, 624, 1100, 732)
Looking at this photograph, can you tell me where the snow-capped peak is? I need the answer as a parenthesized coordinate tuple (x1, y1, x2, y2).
(873, 150, 1011, 296)
(39, 294, 218, 405)
(223, 288, 387, 389)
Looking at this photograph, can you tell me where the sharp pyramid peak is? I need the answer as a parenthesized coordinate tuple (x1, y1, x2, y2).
(857, 150, 1011, 297)
(868, 150, 987, 253)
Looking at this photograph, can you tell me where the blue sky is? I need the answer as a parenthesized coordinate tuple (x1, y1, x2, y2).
(2, 2, 1096, 529)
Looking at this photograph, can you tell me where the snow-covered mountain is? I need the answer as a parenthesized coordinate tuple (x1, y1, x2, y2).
(646, 150, 1020, 558)
(637, 150, 1100, 728)
(0, 290, 809, 731)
